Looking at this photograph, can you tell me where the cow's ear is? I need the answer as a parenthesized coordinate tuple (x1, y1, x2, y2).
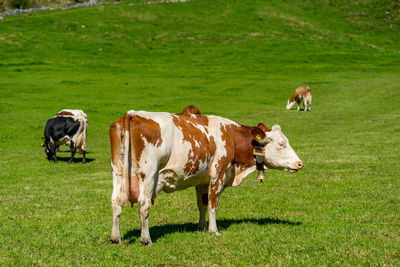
(251, 127, 266, 143)
(257, 123, 271, 132)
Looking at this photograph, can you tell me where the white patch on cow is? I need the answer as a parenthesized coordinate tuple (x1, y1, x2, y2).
(263, 125, 302, 171)
(231, 165, 257, 186)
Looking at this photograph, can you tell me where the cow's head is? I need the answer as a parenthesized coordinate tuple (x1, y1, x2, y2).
(286, 99, 295, 110)
(43, 138, 56, 162)
(257, 124, 303, 172)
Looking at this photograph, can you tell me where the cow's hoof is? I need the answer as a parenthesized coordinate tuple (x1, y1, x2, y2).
(140, 238, 153, 246)
(82, 159, 86, 164)
(68, 160, 73, 164)
(198, 223, 206, 231)
(110, 237, 121, 244)
(209, 231, 222, 236)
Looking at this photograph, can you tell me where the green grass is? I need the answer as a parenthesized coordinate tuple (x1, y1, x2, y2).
(0, 0, 399, 265)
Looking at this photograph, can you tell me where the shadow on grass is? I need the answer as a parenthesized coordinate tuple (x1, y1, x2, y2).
(54, 156, 95, 163)
(123, 217, 302, 244)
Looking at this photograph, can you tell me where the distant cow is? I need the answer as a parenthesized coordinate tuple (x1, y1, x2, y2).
(43, 109, 88, 163)
(286, 86, 312, 111)
(109, 107, 303, 244)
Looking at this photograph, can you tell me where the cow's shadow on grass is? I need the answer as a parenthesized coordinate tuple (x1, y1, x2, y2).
(53, 156, 95, 163)
(123, 217, 302, 244)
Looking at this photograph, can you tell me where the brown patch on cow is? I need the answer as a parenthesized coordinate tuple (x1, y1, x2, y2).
(140, 172, 146, 181)
(129, 174, 140, 206)
(181, 105, 201, 115)
(129, 115, 163, 163)
(172, 114, 215, 175)
(228, 125, 265, 169)
(257, 123, 271, 132)
(57, 111, 74, 116)
(110, 117, 124, 167)
(209, 122, 269, 208)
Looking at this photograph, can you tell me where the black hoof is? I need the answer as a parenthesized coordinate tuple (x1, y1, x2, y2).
(140, 239, 153, 246)
(110, 238, 121, 244)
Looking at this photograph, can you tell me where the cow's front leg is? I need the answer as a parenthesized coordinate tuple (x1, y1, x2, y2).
(68, 141, 76, 164)
(195, 184, 209, 231)
(303, 99, 307, 112)
(208, 173, 226, 236)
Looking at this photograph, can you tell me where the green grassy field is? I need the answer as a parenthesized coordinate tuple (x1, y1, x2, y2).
(1, 0, 399, 265)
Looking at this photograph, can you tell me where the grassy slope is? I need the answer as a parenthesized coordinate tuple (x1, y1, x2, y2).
(0, 0, 399, 265)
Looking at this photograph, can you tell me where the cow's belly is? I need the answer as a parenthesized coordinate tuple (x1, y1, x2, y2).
(158, 166, 211, 193)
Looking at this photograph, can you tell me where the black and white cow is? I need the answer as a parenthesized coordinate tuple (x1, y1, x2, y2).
(43, 109, 88, 163)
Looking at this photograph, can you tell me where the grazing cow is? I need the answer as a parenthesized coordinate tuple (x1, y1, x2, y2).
(286, 86, 312, 111)
(109, 107, 303, 244)
(43, 109, 88, 163)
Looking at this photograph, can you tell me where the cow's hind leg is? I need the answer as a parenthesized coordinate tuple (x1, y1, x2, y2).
(82, 150, 86, 164)
(196, 184, 209, 230)
(138, 167, 158, 245)
(110, 200, 123, 244)
(68, 141, 76, 164)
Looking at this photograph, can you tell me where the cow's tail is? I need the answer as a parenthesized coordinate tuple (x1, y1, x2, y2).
(110, 116, 129, 208)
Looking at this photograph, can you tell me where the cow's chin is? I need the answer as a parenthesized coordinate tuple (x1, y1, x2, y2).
(281, 167, 299, 173)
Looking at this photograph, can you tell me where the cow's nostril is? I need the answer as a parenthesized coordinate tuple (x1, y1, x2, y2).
(297, 161, 303, 169)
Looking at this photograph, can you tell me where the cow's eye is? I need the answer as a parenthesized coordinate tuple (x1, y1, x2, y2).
(279, 141, 286, 148)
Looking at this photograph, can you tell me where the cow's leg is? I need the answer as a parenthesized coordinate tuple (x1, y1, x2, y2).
(208, 173, 226, 236)
(195, 184, 209, 230)
(296, 101, 300, 111)
(68, 141, 76, 164)
(138, 168, 158, 245)
(110, 200, 123, 244)
(82, 150, 86, 164)
(49, 142, 57, 163)
(303, 99, 307, 112)
(110, 175, 128, 244)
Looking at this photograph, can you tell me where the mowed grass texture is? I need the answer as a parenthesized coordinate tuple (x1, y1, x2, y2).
(0, 0, 399, 265)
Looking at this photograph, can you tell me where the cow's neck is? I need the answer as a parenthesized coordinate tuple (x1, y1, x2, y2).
(230, 125, 260, 186)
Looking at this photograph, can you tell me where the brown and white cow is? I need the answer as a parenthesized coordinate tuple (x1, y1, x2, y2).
(286, 86, 312, 111)
(109, 107, 303, 244)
